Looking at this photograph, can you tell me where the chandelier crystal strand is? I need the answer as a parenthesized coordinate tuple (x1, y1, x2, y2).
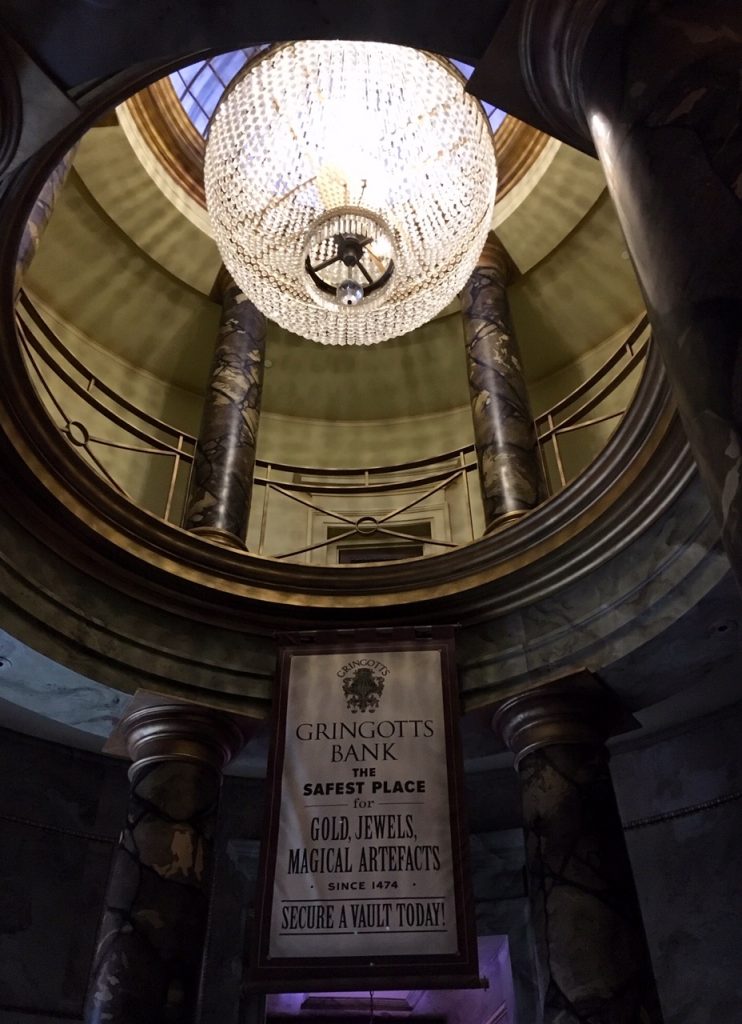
(205, 41, 497, 346)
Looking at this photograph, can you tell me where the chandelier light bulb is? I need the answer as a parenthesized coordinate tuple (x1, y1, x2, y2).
(337, 280, 364, 306)
(204, 40, 498, 345)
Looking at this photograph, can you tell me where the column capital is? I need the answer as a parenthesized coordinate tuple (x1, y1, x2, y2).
(493, 669, 637, 767)
(105, 692, 249, 776)
(519, 0, 622, 144)
(211, 270, 269, 321)
(212, 266, 263, 310)
(474, 233, 517, 284)
(210, 264, 235, 302)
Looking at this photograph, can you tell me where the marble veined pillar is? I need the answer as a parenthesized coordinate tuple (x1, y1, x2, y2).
(183, 275, 266, 548)
(580, 1, 742, 583)
(14, 143, 78, 298)
(461, 235, 546, 533)
(494, 672, 663, 1024)
(84, 701, 244, 1024)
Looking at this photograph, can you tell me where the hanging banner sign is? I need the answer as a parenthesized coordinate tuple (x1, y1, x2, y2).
(251, 633, 478, 991)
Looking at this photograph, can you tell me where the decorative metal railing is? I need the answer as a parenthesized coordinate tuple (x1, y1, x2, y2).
(533, 320, 650, 493)
(16, 293, 650, 563)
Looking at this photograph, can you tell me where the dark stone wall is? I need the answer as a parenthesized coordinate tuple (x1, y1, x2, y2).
(198, 778, 265, 1024)
(0, 729, 126, 1022)
(611, 701, 742, 1024)
(469, 829, 540, 1023)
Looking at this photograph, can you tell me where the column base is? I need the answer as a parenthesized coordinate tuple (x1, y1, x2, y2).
(188, 525, 247, 550)
(484, 507, 531, 535)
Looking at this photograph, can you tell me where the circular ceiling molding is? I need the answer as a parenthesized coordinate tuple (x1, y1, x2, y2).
(0, 37, 22, 177)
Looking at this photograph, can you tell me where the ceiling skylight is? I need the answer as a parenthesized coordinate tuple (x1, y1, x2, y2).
(170, 48, 507, 137)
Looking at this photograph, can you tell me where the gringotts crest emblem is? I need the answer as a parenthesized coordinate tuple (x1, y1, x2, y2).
(341, 665, 386, 714)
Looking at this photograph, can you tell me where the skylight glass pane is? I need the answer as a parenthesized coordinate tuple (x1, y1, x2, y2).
(191, 107, 210, 135)
(170, 49, 508, 139)
(171, 70, 189, 100)
(196, 70, 226, 120)
(179, 89, 207, 127)
(169, 48, 267, 138)
(176, 59, 210, 93)
(215, 49, 249, 84)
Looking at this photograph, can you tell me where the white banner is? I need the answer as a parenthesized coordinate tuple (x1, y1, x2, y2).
(265, 646, 462, 961)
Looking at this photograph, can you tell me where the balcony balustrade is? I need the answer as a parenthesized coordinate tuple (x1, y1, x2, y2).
(16, 293, 649, 565)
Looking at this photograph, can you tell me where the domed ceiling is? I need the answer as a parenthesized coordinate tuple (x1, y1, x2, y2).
(22, 47, 644, 424)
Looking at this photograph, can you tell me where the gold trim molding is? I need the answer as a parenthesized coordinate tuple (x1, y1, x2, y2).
(124, 77, 205, 207)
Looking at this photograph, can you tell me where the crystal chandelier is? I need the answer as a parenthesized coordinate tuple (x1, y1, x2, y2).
(205, 41, 497, 346)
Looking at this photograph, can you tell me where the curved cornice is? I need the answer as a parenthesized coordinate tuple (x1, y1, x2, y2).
(519, 0, 632, 144)
(0, 35, 22, 178)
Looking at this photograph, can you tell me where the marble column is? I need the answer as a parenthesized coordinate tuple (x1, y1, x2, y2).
(14, 143, 78, 298)
(520, 0, 742, 581)
(461, 235, 546, 533)
(84, 700, 244, 1024)
(183, 274, 266, 548)
(581, 2, 742, 587)
(493, 672, 663, 1023)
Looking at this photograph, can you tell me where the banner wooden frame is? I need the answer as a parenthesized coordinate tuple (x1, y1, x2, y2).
(249, 628, 479, 992)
